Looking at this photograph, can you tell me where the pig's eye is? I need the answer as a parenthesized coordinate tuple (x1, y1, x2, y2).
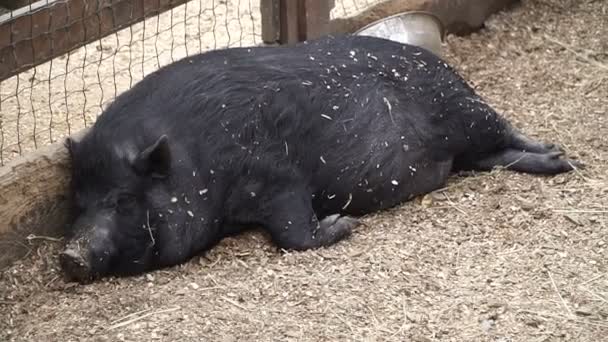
(72, 193, 86, 212)
(71, 201, 86, 217)
(116, 194, 137, 214)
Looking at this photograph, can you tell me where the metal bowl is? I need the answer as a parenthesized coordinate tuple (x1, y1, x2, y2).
(355, 11, 445, 56)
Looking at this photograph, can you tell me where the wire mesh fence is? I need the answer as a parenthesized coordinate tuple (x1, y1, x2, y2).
(0, 0, 387, 166)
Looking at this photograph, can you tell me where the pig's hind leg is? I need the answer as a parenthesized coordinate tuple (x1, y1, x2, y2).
(469, 129, 583, 175)
(508, 129, 563, 154)
(260, 186, 359, 251)
(470, 149, 579, 175)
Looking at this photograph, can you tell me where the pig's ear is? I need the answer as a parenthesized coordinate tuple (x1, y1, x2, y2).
(133, 135, 171, 179)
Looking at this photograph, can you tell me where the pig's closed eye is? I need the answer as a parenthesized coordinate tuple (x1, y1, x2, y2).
(71, 202, 86, 217)
(116, 194, 137, 214)
(71, 193, 86, 215)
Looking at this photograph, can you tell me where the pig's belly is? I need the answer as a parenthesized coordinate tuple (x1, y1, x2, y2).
(311, 159, 453, 217)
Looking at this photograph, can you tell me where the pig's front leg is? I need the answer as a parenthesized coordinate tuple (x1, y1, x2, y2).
(259, 186, 358, 250)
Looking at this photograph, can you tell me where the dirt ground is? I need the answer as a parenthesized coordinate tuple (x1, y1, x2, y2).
(1, 0, 607, 341)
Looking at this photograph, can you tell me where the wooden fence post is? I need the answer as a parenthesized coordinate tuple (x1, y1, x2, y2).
(260, 0, 280, 43)
(260, 0, 333, 45)
(280, 0, 300, 44)
(300, 0, 331, 41)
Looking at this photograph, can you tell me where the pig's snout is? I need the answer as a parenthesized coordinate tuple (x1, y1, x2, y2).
(60, 223, 116, 283)
(60, 247, 93, 283)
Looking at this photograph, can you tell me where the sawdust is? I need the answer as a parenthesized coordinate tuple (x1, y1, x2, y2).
(1, 0, 607, 341)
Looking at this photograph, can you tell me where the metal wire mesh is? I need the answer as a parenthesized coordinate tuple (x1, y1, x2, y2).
(0, 0, 385, 166)
(0, 0, 262, 165)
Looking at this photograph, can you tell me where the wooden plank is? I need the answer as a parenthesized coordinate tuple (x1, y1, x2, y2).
(0, 128, 87, 268)
(263, 0, 333, 45)
(260, 0, 280, 44)
(279, 0, 299, 44)
(0, 0, 190, 82)
(301, 0, 331, 41)
(297, 0, 306, 42)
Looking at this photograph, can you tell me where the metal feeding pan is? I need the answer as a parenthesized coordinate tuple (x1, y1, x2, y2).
(355, 11, 446, 56)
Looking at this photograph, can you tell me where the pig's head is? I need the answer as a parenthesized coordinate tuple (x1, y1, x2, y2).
(61, 134, 180, 283)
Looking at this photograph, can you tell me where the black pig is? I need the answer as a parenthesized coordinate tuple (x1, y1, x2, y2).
(61, 35, 580, 283)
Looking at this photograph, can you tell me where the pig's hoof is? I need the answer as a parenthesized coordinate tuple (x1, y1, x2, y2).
(542, 143, 563, 153)
(546, 151, 564, 158)
(318, 214, 358, 246)
(541, 151, 585, 172)
(59, 249, 92, 283)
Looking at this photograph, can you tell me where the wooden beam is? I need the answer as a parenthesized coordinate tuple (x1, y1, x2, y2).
(279, 0, 300, 44)
(267, 0, 332, 45)
(0, 0, 191, 82)
(300, 0, 331, 41)
(260, 0, 280, 44)
(0, 128, 86, 268)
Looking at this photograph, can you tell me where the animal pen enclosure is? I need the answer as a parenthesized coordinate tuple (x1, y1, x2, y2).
(0, 0, 606, 341)
(0, 0, 516, 267)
